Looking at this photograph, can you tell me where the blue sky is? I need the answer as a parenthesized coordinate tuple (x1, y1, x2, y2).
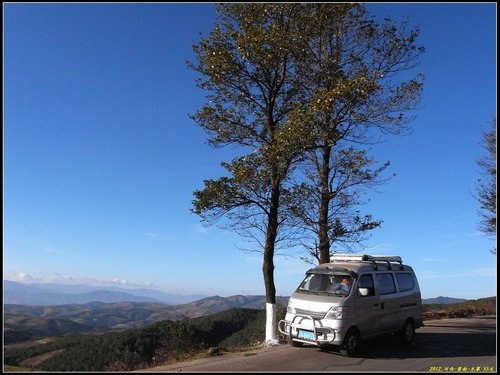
(3, 3, 496, 300)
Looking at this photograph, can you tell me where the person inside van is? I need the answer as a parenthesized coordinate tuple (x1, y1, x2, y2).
(330, 276, 351, 294)
(339, 278, 351, 293)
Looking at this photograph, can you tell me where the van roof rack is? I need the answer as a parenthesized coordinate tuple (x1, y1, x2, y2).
(330, 254, 403, 270)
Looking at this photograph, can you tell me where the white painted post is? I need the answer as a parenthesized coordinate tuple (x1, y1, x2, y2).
(265, 302, 279, 346)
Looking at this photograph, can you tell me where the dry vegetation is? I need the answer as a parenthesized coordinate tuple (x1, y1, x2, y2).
(423, 297, 496, 320)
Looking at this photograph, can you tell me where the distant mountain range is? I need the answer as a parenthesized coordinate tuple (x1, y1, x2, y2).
(4, 280, 467, 306)
(421, 296, 467, 305)
(3, 280, 206, 305)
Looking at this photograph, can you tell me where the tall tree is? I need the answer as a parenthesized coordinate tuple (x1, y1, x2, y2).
(289, 146, 390, 264)
(189, 3, 425, 343)
(475, 118, 496, 254)
(188, 3, 310, 345)
(291, 4, 425, 263)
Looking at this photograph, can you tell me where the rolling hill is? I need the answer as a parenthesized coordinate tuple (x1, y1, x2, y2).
(3, 295, 290, 343)
(4, 314, 95, 344)
(421, 296, 468, 304)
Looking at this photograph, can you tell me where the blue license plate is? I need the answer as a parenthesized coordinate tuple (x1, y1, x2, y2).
(297, 329, 315, 341)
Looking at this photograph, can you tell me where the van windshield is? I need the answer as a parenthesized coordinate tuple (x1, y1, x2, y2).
(297, 273, 353, 296)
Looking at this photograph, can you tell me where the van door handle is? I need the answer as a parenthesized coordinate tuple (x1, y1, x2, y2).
(373, 303, 378, 307)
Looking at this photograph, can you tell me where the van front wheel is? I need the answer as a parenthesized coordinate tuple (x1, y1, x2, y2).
(399, 319, 415, 344)
(340, 328, 360, 357)
(288, 336, 303, 347)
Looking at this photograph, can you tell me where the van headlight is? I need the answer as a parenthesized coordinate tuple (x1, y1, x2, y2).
(324, 306, 349, 320)
(287, 302, 296, 314)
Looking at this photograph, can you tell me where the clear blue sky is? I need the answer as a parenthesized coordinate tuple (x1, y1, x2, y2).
(4, 3, 496, 300)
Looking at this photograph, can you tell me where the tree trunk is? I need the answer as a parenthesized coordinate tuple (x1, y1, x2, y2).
(318, 144, 332, 264)
(263, 176, 280, 346)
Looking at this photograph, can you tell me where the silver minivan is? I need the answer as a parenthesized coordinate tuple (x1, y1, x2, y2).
(278, 254, 423, 356)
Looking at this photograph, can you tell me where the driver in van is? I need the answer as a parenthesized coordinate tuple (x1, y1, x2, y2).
(340, 278, 351, 293)
(331, 277, 351, 293)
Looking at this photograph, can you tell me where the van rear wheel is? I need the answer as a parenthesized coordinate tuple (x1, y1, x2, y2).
(400, 319, 415, 344)
(340, 328, 360, 357)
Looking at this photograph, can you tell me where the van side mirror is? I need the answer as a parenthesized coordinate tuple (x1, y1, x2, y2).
(358, 287, 370, 297)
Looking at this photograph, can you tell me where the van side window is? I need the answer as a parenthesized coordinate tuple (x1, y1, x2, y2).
(357, 274, 375, 296)
(375, 273, 396, 294)
(395, 272, 415, 292)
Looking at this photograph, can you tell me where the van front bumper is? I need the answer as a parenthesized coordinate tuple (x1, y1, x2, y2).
(278, 315, 342, 346)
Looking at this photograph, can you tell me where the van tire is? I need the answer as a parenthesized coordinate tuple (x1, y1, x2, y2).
(340, 328, 360, 357)
(288, 337, 303, 347)
(399, 319, 415, 344)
